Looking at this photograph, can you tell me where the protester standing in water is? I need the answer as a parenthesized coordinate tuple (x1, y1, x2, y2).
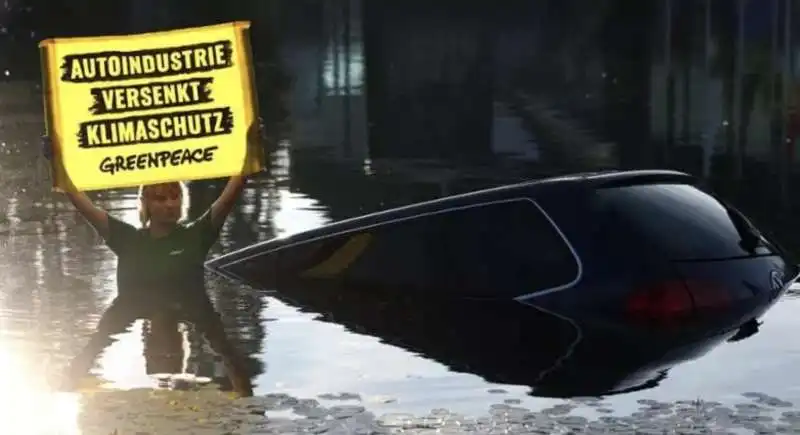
(41, 124, 263, 397)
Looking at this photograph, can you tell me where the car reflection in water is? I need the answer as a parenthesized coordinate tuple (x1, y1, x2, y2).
(242, 277, 764, 398)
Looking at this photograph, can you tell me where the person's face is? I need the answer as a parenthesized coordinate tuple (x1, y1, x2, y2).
(144, 183, 182, 225)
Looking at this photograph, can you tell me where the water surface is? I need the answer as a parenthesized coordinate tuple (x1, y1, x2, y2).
(0, 81, 799, 433)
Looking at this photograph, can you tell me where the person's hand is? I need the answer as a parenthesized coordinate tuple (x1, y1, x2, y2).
(41, 134, 54, 161)
(246, 116, 266, 148)
(40, 134, 78, 193)
(242, 117, 267, 176)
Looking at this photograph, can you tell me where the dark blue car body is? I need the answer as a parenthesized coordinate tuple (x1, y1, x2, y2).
(206, 170, 798, 332)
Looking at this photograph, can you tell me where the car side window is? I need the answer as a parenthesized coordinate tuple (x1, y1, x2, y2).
(424, 199, 579, 298)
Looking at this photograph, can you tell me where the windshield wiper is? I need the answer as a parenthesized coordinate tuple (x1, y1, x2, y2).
(725, 206, 763, 255)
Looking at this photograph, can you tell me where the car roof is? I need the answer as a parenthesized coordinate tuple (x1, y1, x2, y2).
(518, 169, 696, 189)
(206, 170, 699, 269)
(437, 169, 696, 203)
(270, 170, 688, 236)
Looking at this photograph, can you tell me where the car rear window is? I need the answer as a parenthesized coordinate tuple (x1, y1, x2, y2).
(592, 183, 770, 261)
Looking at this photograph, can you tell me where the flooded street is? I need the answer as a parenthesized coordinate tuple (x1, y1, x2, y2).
(4, 1, 800, 429)
(0, 72, 799, 433)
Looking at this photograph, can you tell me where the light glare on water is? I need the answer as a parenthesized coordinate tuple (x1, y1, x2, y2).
(0, 340, 81, 434)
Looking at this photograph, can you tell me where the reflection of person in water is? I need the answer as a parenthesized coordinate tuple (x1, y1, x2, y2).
(142, 311, 187, 376)
(41, 126, 262, 397)
(143, 313, 244, 392)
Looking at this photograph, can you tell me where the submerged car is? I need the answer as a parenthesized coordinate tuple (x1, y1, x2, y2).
(206, 169, 798, 329)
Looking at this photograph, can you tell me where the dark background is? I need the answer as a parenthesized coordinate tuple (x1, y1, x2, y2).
(2, 0, 800, 245)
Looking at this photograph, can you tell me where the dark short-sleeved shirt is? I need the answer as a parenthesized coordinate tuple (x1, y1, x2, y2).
(103, 211, 221, 304)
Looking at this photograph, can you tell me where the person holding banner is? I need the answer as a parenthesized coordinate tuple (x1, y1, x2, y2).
(40, 122, 264, 397)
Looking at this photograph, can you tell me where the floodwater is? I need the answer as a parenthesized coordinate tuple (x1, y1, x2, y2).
(1, 72, 800, 431)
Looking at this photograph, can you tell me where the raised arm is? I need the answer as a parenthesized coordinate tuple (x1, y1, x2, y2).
(64, 188, 139, 257)
(207, 119, 265, 229)
(65, 191, 110, 238)
(208, 176, 246, 230)
(42, 135, 111, 237)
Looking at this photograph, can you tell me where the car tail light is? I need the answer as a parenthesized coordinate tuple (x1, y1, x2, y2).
(684, 280, 732, 310)
(625, 280, 732, 325)
(625, 280, 693, 323)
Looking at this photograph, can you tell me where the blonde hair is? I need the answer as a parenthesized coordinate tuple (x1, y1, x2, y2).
(137, 181, 190, 228)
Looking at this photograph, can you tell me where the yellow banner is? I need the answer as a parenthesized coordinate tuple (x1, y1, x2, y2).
(39, 22, 265, 192)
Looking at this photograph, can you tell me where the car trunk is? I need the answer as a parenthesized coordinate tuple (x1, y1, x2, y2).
(592, 181, 798, 328)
